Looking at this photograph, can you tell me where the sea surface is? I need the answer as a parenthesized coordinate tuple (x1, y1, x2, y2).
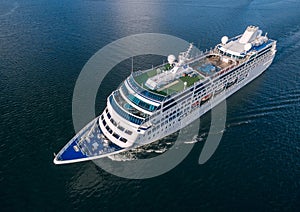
(0, 0, 299, 211)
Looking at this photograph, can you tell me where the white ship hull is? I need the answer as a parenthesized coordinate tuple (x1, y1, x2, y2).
(134, 53, 276, 146)
(54, 25, 277, 165)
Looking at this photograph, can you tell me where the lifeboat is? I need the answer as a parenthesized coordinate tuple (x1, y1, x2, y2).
(225, 78, 238, 89)
(214, 86, 224, 96)
(200, 93, 212, 105)
(192, 101, 200, 108)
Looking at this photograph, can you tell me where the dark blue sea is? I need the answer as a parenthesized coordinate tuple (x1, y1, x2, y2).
(1, 0, 299, 211)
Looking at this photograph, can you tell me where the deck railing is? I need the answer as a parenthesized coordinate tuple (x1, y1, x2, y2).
(127, 75, 166, 102)
(109, 94, 144, 125)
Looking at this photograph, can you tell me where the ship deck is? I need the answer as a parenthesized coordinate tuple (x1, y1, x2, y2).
(190, 54, 235, 76)
(54, 118, 124, 164)
(133, 65, 204, 96)
(132, 52, 235, 96)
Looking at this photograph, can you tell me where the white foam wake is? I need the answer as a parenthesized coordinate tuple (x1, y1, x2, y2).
(184, 133, 205, 144)
(0, 2, 19, 18)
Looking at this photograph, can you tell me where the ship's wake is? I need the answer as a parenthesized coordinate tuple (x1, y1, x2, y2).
(107, 130, 209, 161)
(0, 2, 19, 18)
(107, 133, 178, 161)
(184, 133, 206, 144)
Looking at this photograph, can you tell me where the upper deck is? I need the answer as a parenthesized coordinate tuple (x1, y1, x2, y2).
(128, 26, 275, 103)
(133, 64, 204, 96)
(130, 52, 235, 98)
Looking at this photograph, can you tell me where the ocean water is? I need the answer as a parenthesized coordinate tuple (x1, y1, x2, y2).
(0, 0, 299, 211)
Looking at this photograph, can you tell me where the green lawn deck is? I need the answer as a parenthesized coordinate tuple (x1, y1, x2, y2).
(157, 75, 203, 95)
(180, 75, 203, 87)
(134, 69, 159, 86)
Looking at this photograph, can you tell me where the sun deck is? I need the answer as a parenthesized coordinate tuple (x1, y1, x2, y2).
(131, 50, 239, 99)
(133, 65, 204, 96)
(190, 54, 235, 76)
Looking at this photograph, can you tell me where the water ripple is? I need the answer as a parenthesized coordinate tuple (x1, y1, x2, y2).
(0, 2, 19, 18)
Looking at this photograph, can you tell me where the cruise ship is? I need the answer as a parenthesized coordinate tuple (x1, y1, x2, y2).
(54, 26, 277, 164)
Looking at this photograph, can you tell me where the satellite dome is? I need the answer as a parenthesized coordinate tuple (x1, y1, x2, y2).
(221, 36, 228, 45)
(167, 54, 176, 65)
(244, 43, 252, 51)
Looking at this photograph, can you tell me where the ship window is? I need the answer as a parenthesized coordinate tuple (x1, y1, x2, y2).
(115, 91, 148, 119)
(109, 95, 143, 125)
(113, 133, 120, 139)
(127, 93, 158, 112)
(107, 112, 111, 119)
(119, 137, 127, 143)
(110, 118, 117, 126)
(117, 125, 125, 131)
(105, 125, 113, 134)
(125, 129, 133, 135)
(102, 119, 107, 126)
